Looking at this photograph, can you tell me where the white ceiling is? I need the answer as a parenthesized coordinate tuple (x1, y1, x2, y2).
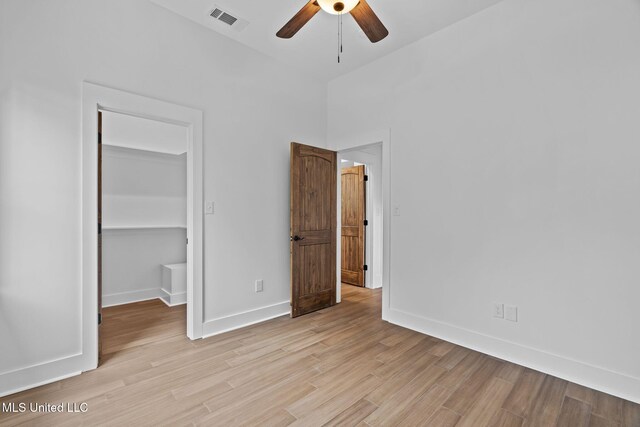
(150, 0, 505, 82)
(102, 111, 188, 155)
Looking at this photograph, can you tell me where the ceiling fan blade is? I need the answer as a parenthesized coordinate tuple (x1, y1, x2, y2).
(350, 0, 389, 43)
(276, 0, 321, 39)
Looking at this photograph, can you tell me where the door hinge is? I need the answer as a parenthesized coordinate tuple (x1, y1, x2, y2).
(98, 223, 102, 234)
(363, 265, 368, 271)
(98, 313, 102, 325)
(364, 175, 369, 181)
(363, 219, 368, 226)
(186, 237, 189, 245)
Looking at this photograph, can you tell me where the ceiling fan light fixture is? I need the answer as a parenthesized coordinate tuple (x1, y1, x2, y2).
(317, 0, 359, 15)
(276, 0, 388, 44)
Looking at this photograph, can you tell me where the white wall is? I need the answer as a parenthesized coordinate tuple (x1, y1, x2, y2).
(328, 0, 640, 403)
(101, 110, 188, 155)
(0, 0, 326, 395)
(102, 146, 187, 228)
(102, 145, 187, 306)
(102, 228, 186, 306)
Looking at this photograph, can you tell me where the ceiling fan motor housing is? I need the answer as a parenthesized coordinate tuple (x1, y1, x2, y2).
(317, 0, 359, 15)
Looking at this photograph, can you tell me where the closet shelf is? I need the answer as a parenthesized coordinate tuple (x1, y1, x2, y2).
(103, 142, 186, 156)
(102, 225, 187, 230)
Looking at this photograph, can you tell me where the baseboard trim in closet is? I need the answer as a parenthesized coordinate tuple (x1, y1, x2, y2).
(160, 289, 187, 307)
(102, 288, 165, 307)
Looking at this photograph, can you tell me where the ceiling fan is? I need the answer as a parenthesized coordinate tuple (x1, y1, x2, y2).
(276, 0, 389, 43)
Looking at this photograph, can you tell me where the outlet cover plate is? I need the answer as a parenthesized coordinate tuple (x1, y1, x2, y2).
(505, 305, 518, 322)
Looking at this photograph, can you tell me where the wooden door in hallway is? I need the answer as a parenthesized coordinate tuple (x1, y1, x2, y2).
(290, 142, 337, 317)
(341, 165, 366, 287)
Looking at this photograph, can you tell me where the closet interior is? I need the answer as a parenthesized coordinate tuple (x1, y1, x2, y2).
(101, 111, 188, 308)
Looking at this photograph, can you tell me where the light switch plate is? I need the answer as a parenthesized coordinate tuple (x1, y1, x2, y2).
(205, 201, 214, 214)
(493, 303, 504, 319)
(393, 206, 401, 216)
(255, 279, 263, 292)
(505, 305, 518, 322)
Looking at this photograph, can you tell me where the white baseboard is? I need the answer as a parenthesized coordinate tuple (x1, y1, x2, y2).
(102, 288, 164, 307)
(0, 354, 83, 398)
(202, 301, 290, 339)
(387, 308, 640, 404)
(160, 289, 186, 307)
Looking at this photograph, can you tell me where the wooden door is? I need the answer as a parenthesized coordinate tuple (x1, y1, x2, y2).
(97, 111, 103, 363)
(290, 142, 337, 317)
(341, 165, 366, 287)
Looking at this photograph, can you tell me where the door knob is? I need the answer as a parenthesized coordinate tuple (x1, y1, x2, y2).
(293, 235, 305, 241)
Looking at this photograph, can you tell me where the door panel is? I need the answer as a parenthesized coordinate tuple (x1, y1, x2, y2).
(301, 156, 333, 231)
(290, 143, 337, 318)
(341, 165, 365, 287)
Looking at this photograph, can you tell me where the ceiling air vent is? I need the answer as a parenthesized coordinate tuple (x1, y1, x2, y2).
(208, 5, 248, 32)
(218, 12, 237, 26)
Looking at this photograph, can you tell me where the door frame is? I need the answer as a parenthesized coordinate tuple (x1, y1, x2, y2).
(81, 82, 204, 371)
(335, 132, 391, 320)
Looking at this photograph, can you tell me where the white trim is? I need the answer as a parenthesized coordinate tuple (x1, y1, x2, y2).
(82, 82, 204, 375)
(333, 130, 391, 318)
(0, 354, 83, 398)
(387, 308, 640, 404)
(102, 225, 187, 230)
(102, 288, 165, 307)
(202, 301, 290, 338)
(160, 288, 187, 306)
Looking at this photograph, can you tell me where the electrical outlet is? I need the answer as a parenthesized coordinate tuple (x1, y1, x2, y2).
(255, 279, 263, 293)
(505, 305, 518, 322)
(393, 206, 401, 216)
(493, 303, 504, 319)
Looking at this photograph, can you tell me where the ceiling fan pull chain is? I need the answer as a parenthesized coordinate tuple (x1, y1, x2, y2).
(337, 13, 341, 63)
(337, 12, 344, 63)
(340, 13, 343, 53)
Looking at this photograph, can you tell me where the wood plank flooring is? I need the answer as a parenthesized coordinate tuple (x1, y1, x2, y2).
(1, 285, 638, 426)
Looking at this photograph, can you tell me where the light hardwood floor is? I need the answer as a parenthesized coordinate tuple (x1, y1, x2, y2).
(1, 285, 639, 426)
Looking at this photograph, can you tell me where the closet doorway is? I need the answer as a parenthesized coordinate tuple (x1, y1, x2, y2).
(82, 82, 203, 372)
(98, 110, 189, 361)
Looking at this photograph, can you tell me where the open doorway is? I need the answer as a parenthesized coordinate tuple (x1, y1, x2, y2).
(98, 110, 188, 362)
(82, 82, 203, 372)
(337, 142, 384, 302)
(289, 139, 388, 317)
